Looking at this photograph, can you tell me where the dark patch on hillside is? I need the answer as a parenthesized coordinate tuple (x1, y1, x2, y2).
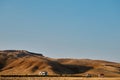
(48, 61, 93, 74)
(31, 66, 39, 72)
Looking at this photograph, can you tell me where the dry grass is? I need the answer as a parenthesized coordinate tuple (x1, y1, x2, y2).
(0, 50, 120, 76)
(0, 77, 120, 80)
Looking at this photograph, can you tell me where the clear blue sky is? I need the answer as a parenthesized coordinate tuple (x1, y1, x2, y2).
(0, 0, 120, 62)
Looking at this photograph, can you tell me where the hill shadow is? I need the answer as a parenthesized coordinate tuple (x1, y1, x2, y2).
(48, 61, 93, 74)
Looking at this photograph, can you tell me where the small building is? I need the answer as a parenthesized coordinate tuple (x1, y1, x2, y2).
(39, 71, 48, 76)
(98, 73, 104, 77)
(86, 74, 92, 77)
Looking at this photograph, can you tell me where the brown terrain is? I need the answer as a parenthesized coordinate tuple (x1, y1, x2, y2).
(0, 50, 120, 77)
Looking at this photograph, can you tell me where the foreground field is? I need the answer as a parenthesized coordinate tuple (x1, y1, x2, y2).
(0, 77, 120, 80)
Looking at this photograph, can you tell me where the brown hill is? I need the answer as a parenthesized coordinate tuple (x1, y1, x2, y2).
(0, 50, 120, 77)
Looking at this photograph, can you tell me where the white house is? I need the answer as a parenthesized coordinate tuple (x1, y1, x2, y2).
(39, 71, 48, 76)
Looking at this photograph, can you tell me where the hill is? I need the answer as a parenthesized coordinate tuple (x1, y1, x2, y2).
(0, 50, 120, 77)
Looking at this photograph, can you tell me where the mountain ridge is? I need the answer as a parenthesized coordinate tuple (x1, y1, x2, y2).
(0, 50, 120, 77)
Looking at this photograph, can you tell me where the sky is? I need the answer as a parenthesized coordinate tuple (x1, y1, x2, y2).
(0, 0, 120, 62)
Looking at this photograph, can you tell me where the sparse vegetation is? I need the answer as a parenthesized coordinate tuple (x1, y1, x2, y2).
(0, 50, 120, 77)
(0, 77, 120, 80)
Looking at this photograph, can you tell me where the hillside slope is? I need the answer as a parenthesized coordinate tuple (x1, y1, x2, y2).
(0, 50, 120, 77)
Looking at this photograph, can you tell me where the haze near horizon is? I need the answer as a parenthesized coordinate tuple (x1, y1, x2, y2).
(0, 0, 120, 62)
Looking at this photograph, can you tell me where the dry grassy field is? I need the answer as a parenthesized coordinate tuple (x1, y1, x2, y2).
(0, 77, 120, 80)
(0, 50, 120, 80)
